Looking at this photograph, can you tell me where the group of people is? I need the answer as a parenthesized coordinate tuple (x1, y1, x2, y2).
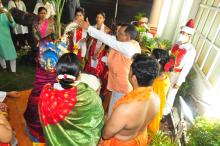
(0, 0, 80, 73)
(0, 1, 196, 145)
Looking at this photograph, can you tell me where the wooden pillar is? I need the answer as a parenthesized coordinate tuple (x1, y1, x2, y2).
(149, 0, 164, 36)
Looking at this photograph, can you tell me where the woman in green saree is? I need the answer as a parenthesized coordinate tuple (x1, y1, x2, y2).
(38, 53, 104, 146)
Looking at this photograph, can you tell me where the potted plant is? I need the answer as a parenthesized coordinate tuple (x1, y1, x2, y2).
(176, 68, 197, 100)
(139, 36, 172, 55)
(186, 116, 220, 146)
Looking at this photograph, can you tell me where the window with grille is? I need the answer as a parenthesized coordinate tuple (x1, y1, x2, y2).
(192, 0, 220, 89)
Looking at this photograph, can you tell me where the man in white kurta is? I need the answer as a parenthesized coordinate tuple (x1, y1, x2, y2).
(163, 19, 196, 116)
(80, 21, 141, 116)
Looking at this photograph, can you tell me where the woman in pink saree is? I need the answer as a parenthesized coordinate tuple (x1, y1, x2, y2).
(24, 7, 56, 142)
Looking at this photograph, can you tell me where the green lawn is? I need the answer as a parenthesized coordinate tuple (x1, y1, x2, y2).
(0, 62, 35, 91)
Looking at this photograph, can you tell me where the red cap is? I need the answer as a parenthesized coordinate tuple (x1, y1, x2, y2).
(186, 19, 194, 28)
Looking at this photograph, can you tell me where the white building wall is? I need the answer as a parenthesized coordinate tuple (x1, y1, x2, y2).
(157, 0, 220, 117)
(157, 0, 195, 42)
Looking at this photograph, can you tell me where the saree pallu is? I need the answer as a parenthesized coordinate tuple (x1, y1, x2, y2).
(24, 65, 56, 142)
(40, 83, 104, 146)
(149, 73, 171, 135)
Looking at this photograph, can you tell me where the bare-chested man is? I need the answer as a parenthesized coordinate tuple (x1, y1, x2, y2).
(101, 54, 160, 146)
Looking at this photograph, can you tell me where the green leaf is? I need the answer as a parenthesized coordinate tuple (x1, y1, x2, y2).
(187, 116, 220, 146)
(148, 131, 178, 146)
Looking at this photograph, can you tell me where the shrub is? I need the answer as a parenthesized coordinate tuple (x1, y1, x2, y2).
(187, 116, 220, 146)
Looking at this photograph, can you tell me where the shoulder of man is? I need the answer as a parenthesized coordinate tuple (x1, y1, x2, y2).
(130, 40, 141, 53)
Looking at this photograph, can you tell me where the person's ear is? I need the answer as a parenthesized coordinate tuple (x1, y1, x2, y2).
(126, 33, 131, 40)
(131, 74, 137, 83)
(189, 35, 192, 40)
(187, 34, 191, 42)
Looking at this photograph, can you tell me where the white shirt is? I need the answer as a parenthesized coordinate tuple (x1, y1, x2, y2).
(8, 0, 28, 34)
(87, 26, 141, 59)
(0, 91, 7, 102)
(175, 43, 196, 85)
(33, 2, 56, 19)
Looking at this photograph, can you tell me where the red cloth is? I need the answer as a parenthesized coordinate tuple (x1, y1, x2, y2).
(85, 38, 108, 95)
(67, 28, 83, 59)
(85, 38, 107, 77)
(171, 44, 187, 67)
(39, 84, 77, 126)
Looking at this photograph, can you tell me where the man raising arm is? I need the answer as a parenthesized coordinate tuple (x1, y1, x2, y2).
(80, 19, 141, 59)
(80, 19, 142, 116)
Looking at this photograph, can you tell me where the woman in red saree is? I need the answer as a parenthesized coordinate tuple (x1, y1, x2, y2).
(24, 7, 56, 142)
(85, 11, 110, 96)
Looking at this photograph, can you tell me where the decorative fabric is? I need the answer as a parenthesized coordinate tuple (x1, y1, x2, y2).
(39, 84, 77, 126)
(164, 58, 174, 72)
(40, 19, 49, 38)
(171, 44, 187, 68)
(40, 83, 104, 146)
(32, 18, 54, 43)
(67, 26, 84, 59)
(24, 66, 56, 142)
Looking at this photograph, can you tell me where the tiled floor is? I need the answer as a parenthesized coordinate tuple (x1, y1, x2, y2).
(5, 90, 33, 146)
